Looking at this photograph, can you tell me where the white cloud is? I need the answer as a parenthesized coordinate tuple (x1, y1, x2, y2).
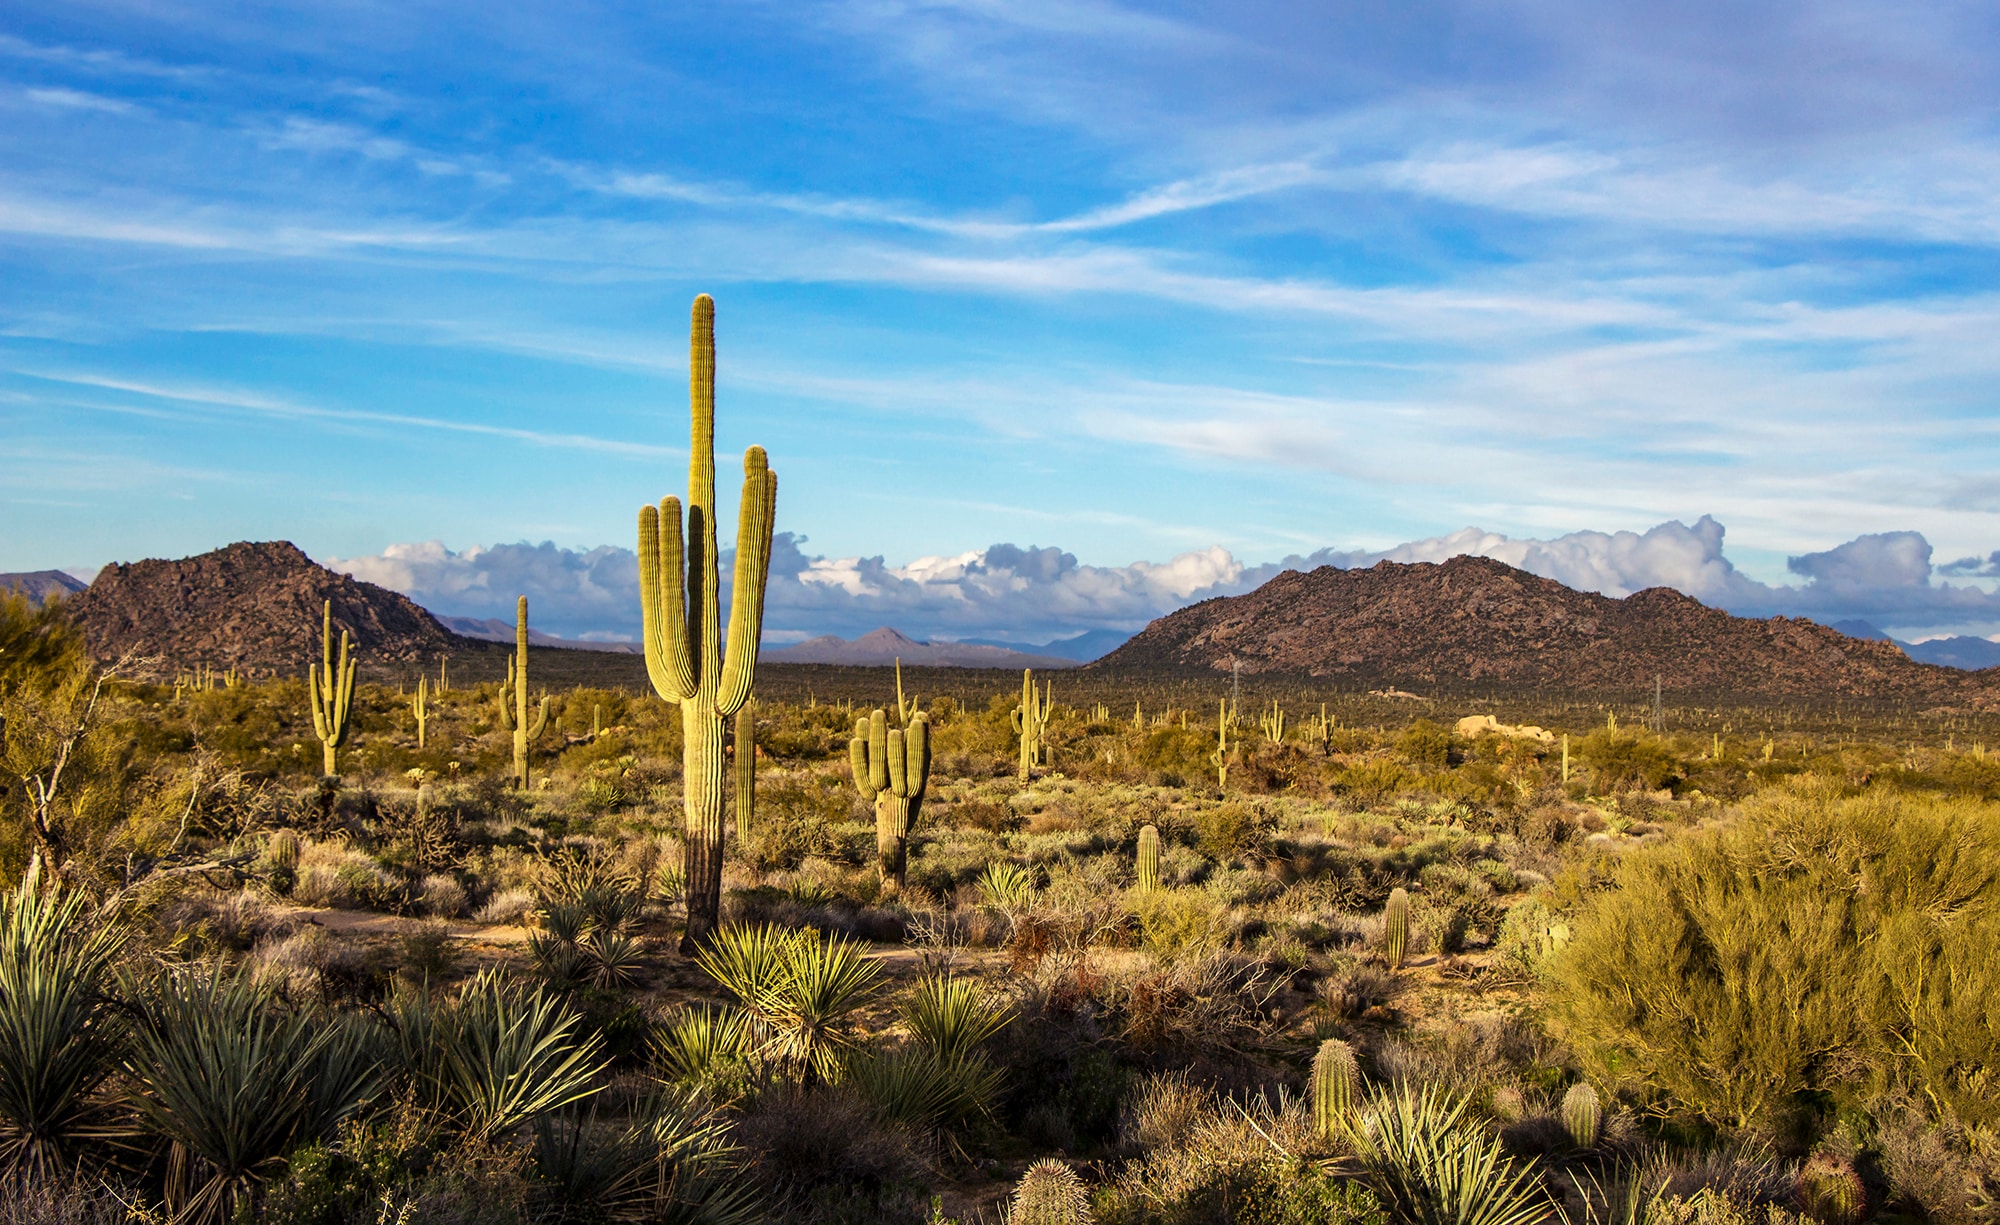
(326, 516, 2000, 647)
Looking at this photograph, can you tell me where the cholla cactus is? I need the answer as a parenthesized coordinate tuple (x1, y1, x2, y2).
(1311, 1038, 1359, 1139)
(308, 600, 356, 777)
(1011, 669, 1051, 778)
(1012, 1158, 1093, 1225)
(1561, 1082, 1601, 1149)
(1136, 824, 1160, 893)
(850, 708, 931, 893)
(1384, 887, 1410, 969)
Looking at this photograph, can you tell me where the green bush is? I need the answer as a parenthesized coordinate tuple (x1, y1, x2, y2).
(1547, 783, 2000, 1134)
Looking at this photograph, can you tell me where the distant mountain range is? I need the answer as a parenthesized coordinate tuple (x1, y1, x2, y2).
(763, 627, 1080, 669)
(0, 570, 88, 603)
(1829, 620, 2000, 670)
(1091, 555, 2000, 704)
(439, 616, 642, 654)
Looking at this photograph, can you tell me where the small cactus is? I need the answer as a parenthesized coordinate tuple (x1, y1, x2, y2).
(1561, 1081, 1601, 1149)
(1384, 887, 1409, 969)
(850, 707, 931, 893)
(266, 828, 302, 872)
(497, 596, 551, 788)
(1012, 1158, 1093, 1225)
(1311, 1038, 1359, 1139)
(1797, 1152, 1866, 1225)
(1211, 699, 1230, 791)
(308, 600, 356, 777)
(1136, 824, 1160, 893)
(1011, 669, 1051, 778)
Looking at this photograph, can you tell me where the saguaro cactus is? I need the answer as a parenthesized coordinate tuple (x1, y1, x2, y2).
(1384, 886, 1410, 969)
(850, 707, 931, 892)
(497, 596, 550, 788)
(308, 600, 356, 777)
(893, 659, 917, 726)
(1011, 668, 1051, 779)
(1259, 700, 1286, 742)
(1311, 1038, 1359, 1139)
(413, 675, 429, 748)
(1211, 699, 1230, 791)
(1136, 824, 1160, 893)
(638, 294, 778, 953)
(734, 700, 756, 850)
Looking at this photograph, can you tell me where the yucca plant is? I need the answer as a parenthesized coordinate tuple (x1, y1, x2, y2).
(1345, 1084, 1549, 1225)
(0, 861, 129, 1179)
(652, 1003, 759, 1098)
(696, 924, 882, 1082)
(434, 971, 607, 1142)
(125, 969, 383, 1224)
(901, 973, 1011, 1063)
(586, 928, 646, 988)
(978, 861, 1037, 911)
(845, 1044, 1001, 1145)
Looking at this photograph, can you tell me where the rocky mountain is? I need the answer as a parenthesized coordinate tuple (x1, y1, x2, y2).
(67, 541, 463, 677)
(1091, 555, 2000, 704)
(765, 626, 1077, 669)
(0, 570, 89, 603)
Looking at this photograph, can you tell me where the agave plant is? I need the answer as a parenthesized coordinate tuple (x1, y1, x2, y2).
(0, 861, 129, 1179)
(901, 973, 1012, 1063)
(435, 971, 607, 1142)
(1345, 1084, 1551, 1225)
(696, 924, 882, 1082)
(124, 969, 384, 1224)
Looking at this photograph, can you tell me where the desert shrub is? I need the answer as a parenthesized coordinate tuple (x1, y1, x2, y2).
(1397, 721, 1453, 769)
(1133, 887, 1229, 960)
(1548, 783, 2000, 1134)
(750, 775, 850, 871)
(1338, 759, 1422, 804)
(474, 889, 534, 925)
(734, 1084, 929, 1225)
(1193, 802, 1273, 860)
(418, 873, 468, 918)
(1575, 728, 1684, 792)
(292, 842, 399, 910)
(1134, 727, 1218, 787)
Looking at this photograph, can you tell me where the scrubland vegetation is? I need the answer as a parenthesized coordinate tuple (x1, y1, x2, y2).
(4, 587, 1999, 1224)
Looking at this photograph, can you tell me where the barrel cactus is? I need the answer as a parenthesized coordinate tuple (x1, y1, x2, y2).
(1012, 1158, 1093, 1225)
(1561, 1081, 1601, 1149)
(1311, 1037, 1359, 1139)
(1384, 887, 1410, 969)
(1136, 824, 1160, 893)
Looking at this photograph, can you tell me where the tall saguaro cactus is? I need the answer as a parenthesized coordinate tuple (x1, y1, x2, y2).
(308, 600, 356, 777)
(413, 675, 430, 748)
(1211, 699, 1231, 792)
(849, 708, 931, 893)
(638, 294, 778, 953)
(497, 596, 549, 788)
(1011, 669, 1051, 779)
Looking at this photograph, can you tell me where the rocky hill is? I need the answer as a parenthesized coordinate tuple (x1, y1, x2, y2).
(67, 541, 464, 677)
(1091, 555, 2000, 705)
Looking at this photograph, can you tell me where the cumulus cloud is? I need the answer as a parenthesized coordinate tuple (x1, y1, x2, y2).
(326, 516, 2000, 647)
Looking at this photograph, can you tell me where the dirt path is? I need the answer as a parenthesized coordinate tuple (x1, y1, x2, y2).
(274, 904, 533, 945)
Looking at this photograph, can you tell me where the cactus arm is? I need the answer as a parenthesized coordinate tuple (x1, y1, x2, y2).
(310, 667, 330, 741)
(849, 719, 879, 800)
(638, 499, 698, 702)
(867, 709, 890, 792)
(716, 449, 776, 717)
(497, 661, 517, 730)
(906, 715, 929, 807)
(527, 696, 549, 740)
(886, 728, 908, 797)
(333, 635, 355, 747)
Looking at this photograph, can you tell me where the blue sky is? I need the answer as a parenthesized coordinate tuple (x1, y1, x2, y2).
(5, 2, 2000, 642)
